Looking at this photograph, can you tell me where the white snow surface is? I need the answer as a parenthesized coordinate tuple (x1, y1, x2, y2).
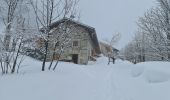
(0, 56, 170, 100)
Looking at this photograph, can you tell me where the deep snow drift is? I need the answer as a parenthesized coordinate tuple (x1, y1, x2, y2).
(0, 56, 170, 100)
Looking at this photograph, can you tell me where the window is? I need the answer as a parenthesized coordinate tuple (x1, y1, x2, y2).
(73, 41, 78, 47)
(81, 40, 87, 47)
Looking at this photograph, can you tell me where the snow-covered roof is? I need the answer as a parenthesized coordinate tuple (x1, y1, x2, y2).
(49, 18, 95, 34)
(99, 40, 110, 45)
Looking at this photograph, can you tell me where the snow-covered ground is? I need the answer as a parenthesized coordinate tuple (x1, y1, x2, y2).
(0, 56, 170, 100)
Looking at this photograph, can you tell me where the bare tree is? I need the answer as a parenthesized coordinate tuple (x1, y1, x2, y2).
(103, 33, 121, 64)
(137, 7, 170, 61)
(30, 0, 79, 71)
(0, 19, 36, 74)
(103, 33, 121, 48)
(123, 0, 170, 63)
(0, 1, 35, 74)
(157, 0, 170, 59)
(0, 0, 25, 51)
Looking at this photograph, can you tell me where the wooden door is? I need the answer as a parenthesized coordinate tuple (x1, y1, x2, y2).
(72, 54, 78, 64)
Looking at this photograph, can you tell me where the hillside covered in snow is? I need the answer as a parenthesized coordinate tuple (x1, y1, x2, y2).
(0, 56, 170, 100)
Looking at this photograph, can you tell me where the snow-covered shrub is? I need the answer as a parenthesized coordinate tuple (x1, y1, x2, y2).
(131, 62, 170, 83)
(144, 69, 170, 83)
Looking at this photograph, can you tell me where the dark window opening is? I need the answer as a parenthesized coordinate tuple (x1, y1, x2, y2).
(72, 54, 78, 64)
(56, 42, 60, 46)
(73, 41, 78, 46)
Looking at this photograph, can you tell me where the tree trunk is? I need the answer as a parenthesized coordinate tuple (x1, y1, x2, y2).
(11, 40, 22, 73)
(0, 60, 4, 74)
(53, 50, 62, 70)
(4, 35, 11, 51)
(48, 42, 57, 70)
(42, 39, 49, 71)
(167, 34, 170, 60)
(4, 24, 12, 51)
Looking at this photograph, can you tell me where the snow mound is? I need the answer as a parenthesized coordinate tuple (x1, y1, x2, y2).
(131, 62, 170, 83)
(145, 69, 170, 83)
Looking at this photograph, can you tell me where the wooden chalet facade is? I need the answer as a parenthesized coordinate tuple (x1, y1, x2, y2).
(38, 18, 101, 65)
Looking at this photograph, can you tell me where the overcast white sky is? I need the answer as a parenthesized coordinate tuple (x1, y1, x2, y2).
(79, 0, 156, 49)
(0, 0, 156, 49)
